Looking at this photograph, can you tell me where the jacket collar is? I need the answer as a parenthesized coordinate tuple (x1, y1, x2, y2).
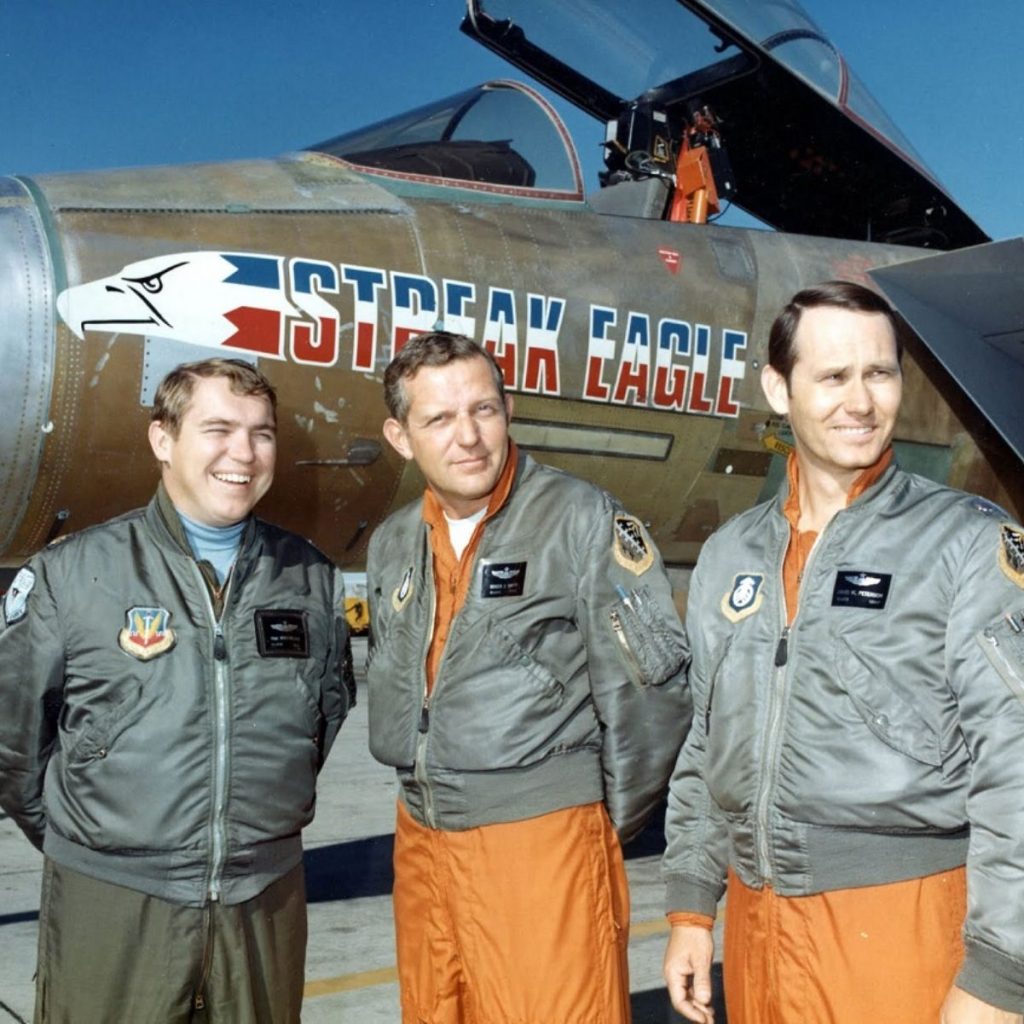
(421, 439, 524, 530)
(147, 482, 259, 571)
(777, 449, 900, 525)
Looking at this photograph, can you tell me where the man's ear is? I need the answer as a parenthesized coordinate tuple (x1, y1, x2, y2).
(761, 364, 790, 417)
(148, 420, 172, 465)
(383, 418, 414, 461)
(504, 393, 514, 422)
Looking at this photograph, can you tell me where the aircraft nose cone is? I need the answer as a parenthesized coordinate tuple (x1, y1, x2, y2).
(0, 176, 57, 559)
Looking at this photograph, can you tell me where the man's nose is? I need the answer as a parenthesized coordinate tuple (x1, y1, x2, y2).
(844, 377, 873, 414)
(229, 431, 256, 461)
(454, 412, 481, 447)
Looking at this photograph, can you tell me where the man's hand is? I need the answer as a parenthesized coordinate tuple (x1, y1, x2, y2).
(941, 985, 1024, 1024)
(663, 924, 715, 1022)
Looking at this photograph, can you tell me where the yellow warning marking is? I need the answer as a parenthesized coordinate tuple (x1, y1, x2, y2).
(631, 916, 671, 938)
(304, 965, 398, 997)
(303, 917, 670, 997)
(762, 432, 793, 457)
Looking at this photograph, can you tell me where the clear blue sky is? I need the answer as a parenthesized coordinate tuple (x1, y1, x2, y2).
(2, 1, 1021, 240)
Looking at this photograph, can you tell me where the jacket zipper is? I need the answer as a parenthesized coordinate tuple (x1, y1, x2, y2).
(753, 527, 824, 886)
(981, 621, 1024, 702)
(413, 563, 438, 828)
(195, 568, 233, 902)
(414, 697, 436, 828)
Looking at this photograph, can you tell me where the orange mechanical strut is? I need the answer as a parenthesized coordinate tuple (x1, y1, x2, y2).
(668, 110, 723, 224)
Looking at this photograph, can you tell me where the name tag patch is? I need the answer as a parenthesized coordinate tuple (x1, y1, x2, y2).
(832, 571, 892, 610)
(254, 609, 310, 657)
(480, 561, 527, 598)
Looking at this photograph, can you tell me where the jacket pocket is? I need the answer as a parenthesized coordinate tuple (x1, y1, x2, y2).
(486, 618, 565, 702)
(834, 638, 942, 766)
(292, 672, 325, 757)
(607, 584, 687, 688)
(702, 635, 733, 737)
(63, 684, 147, 765)
(426, 615, 578, 771)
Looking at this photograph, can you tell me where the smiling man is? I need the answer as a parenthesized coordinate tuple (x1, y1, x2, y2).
(0, 358, 352, 1023)
(366, 331, 691, 1024)
(662, 282, 1024, 1023)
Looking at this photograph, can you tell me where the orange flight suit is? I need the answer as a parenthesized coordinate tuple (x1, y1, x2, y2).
(392, 444, 632, 1024)
(672, 450, 967, 1023)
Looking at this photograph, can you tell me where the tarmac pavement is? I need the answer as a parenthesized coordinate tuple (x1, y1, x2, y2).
(0, 637, 724, 1022)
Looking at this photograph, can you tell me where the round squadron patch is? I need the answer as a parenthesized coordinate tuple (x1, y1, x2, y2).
(721, 573, 765, 623)
(3, 566, 36, 626)
(999, 524, 1024, 589)
(118, 606, 175, 660)
(613, 514, 654, 576)
(392, 566, 414, 612)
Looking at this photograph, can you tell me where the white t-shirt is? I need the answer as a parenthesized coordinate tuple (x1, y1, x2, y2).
(444, 506, 487, 560)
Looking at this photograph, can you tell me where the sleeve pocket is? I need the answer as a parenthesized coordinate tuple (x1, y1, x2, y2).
(607, 584, 687, 688)
(977, 612, 1024, 705)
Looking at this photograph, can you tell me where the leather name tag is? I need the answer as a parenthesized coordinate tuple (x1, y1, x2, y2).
(831, 571, 892, 610)
(480, 561, 527, 598)
(254, 609, 310, 657)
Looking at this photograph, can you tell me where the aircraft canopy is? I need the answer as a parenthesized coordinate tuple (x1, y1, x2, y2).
(462, 0, 987, 248)
(310, 80, 583, 197)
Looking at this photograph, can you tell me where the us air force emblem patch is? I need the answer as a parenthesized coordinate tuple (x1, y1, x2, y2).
(118, 606, 175, 660)
(999, 524, 1024, 588)
(721, 573, 765, 623)
(3, 566, 36, 626)
(613, 514, 654, 576)
(392, 566, 414, 612)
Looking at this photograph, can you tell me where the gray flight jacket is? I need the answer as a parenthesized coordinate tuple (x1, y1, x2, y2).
(366, 451, 692, 843)
(663, 462, 1024, 1011)
(0, 490, 351, 907)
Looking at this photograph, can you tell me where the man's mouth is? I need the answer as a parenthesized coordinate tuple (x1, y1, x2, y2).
(213, 472, 253, 485)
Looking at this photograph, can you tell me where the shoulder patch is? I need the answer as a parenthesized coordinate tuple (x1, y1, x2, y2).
(721, 573, 765, 623)
(999, 524, 1024, 589)
(3, 566, 36, 626)
(392, 566, 414, 612)
(613, 514, 655, 576)
(118, 606, 176, 660)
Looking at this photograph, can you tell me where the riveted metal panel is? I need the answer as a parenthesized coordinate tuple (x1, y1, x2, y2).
(0, 179, 55, 559)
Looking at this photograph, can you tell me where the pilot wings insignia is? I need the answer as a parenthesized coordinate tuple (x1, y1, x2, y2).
(844, 573, 881, 587)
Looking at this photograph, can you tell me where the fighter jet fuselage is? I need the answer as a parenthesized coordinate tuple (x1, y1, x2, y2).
(0, 150, 1017, 571)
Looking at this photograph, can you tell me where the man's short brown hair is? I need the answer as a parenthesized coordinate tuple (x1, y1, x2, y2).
(769, 281, 904, 387)
(383, 332, 506, 422)
(151, 358, 277, 437)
